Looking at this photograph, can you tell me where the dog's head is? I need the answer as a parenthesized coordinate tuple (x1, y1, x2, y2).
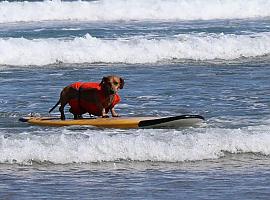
(100, 75, 124, 95)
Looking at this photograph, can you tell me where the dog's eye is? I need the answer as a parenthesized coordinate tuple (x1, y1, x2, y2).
(113, 82, 118, 86)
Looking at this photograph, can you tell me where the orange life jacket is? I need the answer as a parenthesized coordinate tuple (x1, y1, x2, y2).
(68, 82, 120, 116)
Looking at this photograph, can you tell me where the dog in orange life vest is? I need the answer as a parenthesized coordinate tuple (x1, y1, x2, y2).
(49, 75, 124, 120)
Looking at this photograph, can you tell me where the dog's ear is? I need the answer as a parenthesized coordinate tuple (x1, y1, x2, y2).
(119, 77, 124, 89)
(100, 76, 109, 86)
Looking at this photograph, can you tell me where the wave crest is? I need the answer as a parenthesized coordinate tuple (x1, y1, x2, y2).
(1, 127, 270, 164)
(0, 33, 270, 66)
(0, 0, 270, 23)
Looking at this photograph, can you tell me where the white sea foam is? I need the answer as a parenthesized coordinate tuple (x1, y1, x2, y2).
(0, 0, 270, 23)
(0, 126, 270, 164)
(1, 33, 270, 66)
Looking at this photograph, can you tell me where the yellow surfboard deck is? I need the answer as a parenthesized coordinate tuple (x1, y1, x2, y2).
(19, 115, 204, 129)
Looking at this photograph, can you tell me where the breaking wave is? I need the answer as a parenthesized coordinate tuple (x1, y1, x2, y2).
(0, 0, 270, 23)
(0, 33, 270, 66)
(0, 126, 270, 165)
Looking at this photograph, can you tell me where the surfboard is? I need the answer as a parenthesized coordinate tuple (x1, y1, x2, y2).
(19, 115, 204, 129)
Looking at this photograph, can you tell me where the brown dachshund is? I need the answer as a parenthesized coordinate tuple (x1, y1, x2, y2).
(49, 75, 124, 120)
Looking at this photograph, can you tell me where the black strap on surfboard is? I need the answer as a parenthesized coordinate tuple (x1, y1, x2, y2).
(138, 115, 205, 128)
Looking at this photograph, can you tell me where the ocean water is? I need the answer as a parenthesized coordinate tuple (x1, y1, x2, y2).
(1, 0, 270, 199)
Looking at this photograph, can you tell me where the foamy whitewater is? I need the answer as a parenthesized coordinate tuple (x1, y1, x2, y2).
(1, 127, 270, 164)
(1, 0, 270, 199)
(1, 33, 270, 65)
(0, 0, 270, 23)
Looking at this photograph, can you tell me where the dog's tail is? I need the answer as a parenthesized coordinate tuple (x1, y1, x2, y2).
(49, 100, 60, 113)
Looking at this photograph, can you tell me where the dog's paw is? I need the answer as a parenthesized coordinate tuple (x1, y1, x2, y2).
(102, 115, 109, 118)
